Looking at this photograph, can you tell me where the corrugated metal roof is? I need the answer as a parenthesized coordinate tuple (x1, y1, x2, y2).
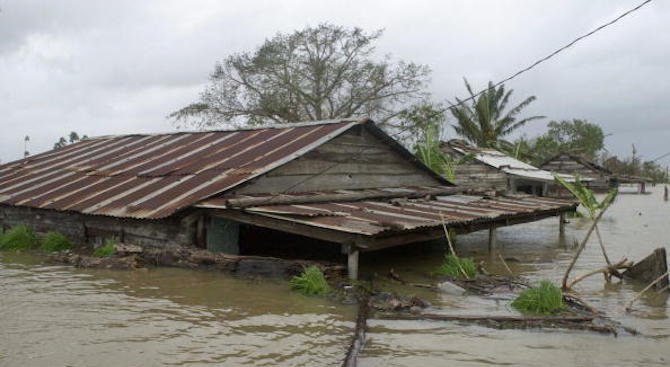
(449, 144, 577, 182)
(198, 193, 578, 236)
(0, 119, 361, 219)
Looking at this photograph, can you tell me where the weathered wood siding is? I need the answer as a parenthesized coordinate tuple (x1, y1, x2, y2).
(441, 146, 508, 192)
(235, 126, 442, 194)
(541, 153, 610, 191)
(0, 205, 198, 248)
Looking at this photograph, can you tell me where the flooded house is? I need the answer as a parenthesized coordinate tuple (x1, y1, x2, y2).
(540, 152, 650, 193)
(0, 119, 577, 279)
(440, 140, 575, 197)
(540, 152, 614, 192)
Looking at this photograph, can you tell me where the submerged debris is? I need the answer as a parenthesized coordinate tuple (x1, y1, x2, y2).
(375, 312, 637, 336)
(50, 244, 345, 279)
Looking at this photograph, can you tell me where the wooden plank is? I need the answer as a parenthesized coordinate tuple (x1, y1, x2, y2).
(623, 247, 669, 291)
(209, 208, 362, 246)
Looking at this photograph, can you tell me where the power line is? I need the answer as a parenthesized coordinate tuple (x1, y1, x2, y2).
(248, 0, 654, 207)
(442, 0, 653, 110)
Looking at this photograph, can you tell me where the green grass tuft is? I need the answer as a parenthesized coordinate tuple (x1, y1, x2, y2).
(93, 239, 117, 257)
(0, 225, 38, 251)
(511, 280, 566, 315)
(40, 231, 73, 252)
(434, 253, 478, 279)
(289, 265, 331, 296)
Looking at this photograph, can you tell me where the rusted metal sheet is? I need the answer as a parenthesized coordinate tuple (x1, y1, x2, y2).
(0, 120, 359, 219)
(198, 193, 578, 236)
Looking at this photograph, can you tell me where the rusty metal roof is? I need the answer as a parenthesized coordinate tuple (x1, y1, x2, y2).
(0, 119, 365, 219)
(198, 192, 577, 236)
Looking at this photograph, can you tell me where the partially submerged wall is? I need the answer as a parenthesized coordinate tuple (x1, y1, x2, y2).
(0, 205, 197, 248)
(541, 154, 610, 191)
(440, 145, 508, 192)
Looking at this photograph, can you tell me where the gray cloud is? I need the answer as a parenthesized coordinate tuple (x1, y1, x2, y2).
(0, 0, 668, 165)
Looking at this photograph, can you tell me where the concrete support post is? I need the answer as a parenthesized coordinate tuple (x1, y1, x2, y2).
(559, 212, 566, 236)
(488, 225, 497, 253)
(347, 248, 359, 281)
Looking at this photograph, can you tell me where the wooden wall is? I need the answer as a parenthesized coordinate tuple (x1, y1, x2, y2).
(0, 205, 198, 248)
(441, 146, 509, 192)
(235, 125, 443, 194)
(541, 154, 610, 191)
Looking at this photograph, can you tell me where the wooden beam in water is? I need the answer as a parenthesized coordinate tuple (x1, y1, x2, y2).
(624, 247, 669, 291)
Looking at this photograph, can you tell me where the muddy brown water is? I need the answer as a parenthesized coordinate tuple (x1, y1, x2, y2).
(1, 186, 669, 366)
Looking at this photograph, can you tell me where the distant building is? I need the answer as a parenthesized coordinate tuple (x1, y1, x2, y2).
(540, 152, 652, 193)
(440, 140, 575, 196)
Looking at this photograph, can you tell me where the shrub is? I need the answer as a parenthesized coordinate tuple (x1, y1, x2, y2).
(512, 280, 566, 315)
(0, 225, 37, 250)
(434, 253, 477, 279)
(93, 239, 117, 257)
(289, 266, 331, 296)
(40, 231, 72, 252)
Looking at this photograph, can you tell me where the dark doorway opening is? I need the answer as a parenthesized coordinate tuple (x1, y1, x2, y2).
(238, 224, 345, 262)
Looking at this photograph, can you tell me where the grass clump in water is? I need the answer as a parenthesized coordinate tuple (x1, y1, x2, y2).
(511, 280, 566, 315)
(289, 265, 331, 296)
(40, 231, 72, 252)
(434, 253, 477, 279)
(0, 225, 37, 250)
(93, 239, 117, 257)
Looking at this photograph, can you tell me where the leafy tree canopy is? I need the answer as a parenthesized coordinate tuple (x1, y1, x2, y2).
(533, 119, 604, 163)
(170, 24, 431, 128)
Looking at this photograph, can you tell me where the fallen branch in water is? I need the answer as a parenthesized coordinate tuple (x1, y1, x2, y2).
(566, 257, 632, 290)
(563, 293, 601, 315)
(498, 252, 514, 276)
(625, 271, 670, 312)
(375, 312, 638, 336)
(388, 268, 438, 290)
(342, 287, 371, 367)
(561, 205, 609, 290)
(594, 225, 613, 268)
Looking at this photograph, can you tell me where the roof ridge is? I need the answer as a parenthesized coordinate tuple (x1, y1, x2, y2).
(88, 118, 369, 140)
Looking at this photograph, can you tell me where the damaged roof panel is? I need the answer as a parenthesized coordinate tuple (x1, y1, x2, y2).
(448, 143, 578, 182)
(198, 192, 578, 236)
(0, 120, 360, 219)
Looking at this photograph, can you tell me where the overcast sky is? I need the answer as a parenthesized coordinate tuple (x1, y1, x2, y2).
(0, 0, 668, 165)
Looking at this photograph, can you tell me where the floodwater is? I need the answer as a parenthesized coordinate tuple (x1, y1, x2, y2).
(1, 186, 668, 366)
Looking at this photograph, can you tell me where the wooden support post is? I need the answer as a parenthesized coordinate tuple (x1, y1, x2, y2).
(559, 213, 566, 236)
(347, 247, 360, 281)
(488, 225, 497, 253)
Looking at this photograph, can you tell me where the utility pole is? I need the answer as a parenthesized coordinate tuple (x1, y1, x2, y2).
(23, 135, 30, 158)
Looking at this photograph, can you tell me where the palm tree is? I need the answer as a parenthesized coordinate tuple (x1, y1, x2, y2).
(449, 79, 544, 148)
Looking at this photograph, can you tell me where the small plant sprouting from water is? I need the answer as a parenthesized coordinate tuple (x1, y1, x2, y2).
(434, 254, 478, 280)
(0, 225, 38, 251)
(289, 265, 331, 296)
(511, 280, 566, 315)
(40, 231, 72, 252)
(93, 238, 117, 257)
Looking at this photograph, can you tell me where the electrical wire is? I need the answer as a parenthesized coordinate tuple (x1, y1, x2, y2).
(244, 0, 654, 207)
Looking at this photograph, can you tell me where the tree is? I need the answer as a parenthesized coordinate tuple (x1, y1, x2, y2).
(54, 131, 87, 150)
(449, 79, 543, 148)
(170, 24, 431, 128)
(396, 101, 446, 148)
(532, 119, 604, 164)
